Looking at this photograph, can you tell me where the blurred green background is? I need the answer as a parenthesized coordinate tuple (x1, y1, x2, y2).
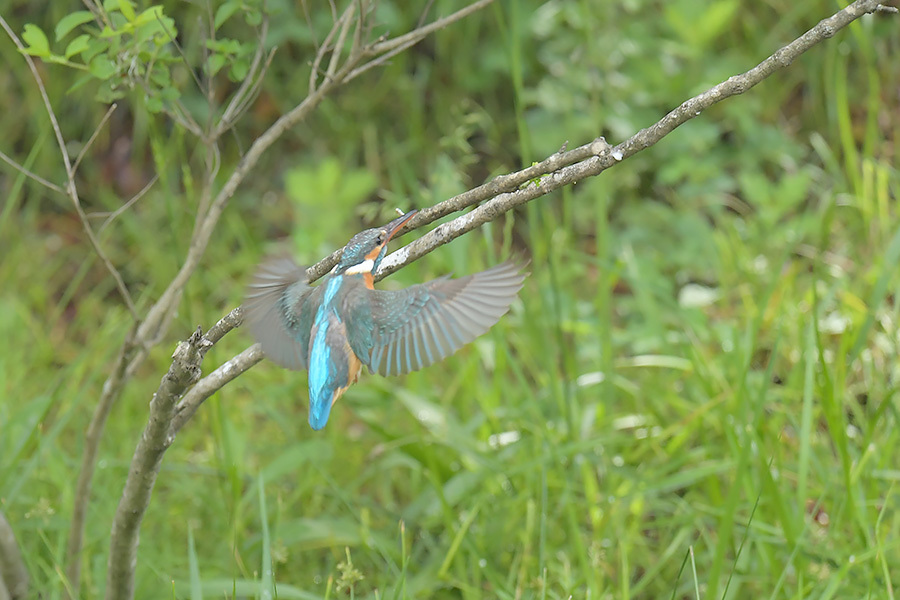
(1, 0, 899, 598)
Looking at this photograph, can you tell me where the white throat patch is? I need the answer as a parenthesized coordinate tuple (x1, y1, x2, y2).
(344, 258, 375, 275)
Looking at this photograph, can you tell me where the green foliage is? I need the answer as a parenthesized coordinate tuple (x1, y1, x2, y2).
(285, 158, 379, 259)
(21, 3, 179, 106)
(2, 0, 899, 599)
(19, 0, 264, 111)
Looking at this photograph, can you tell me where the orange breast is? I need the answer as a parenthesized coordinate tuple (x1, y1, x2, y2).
(330, 343, 363, 406)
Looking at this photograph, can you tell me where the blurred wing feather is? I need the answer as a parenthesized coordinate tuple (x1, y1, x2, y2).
(359, 261, 526, 376)
(244, 255, 320, 370)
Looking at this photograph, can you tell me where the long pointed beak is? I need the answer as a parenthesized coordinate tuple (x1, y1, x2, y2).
(384, 209, 418, 242)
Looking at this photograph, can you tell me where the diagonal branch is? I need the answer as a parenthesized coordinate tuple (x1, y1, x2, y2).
(165, 0, 894, 434)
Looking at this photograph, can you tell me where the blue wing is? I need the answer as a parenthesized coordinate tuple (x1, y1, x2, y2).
(352, 261, 526, 377)
(244, 255, 321, 370)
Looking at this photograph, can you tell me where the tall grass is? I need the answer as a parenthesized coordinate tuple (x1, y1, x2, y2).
(1, 0, 898, 598)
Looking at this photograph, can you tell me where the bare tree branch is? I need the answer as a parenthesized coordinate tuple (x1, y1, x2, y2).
(105, 329, 212, 600)
(0, 511, 29, 600)
(155, 0, 895, 438)
(171, 344, 263, 434)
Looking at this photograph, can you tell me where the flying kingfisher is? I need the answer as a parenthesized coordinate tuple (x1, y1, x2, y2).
(244, 209, 526, 430)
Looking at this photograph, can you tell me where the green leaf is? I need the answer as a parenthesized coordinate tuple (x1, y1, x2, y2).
(148, 64, 171, 87)
(214, 0, 242, 30)
(102, 0, 135, 20)
(135, 8, 177, 44)
(21, 24, 50, 57)
(45, 54, 71, 65)
(245, 8, 262, 26)
(118, 0, 136, 22)
(229, 58, 249, 81)
(134, 6, 163, 25)
(206, 38, 241, 55)
(89, 54, 117, 79)
(81, 38, 108, 63)
(64, 34, 91, 59)
(145, 94, 164, 113)
(159, 86, 179, 102)
(99, 25, 125, 39)
(134, 20, 164, 45)
(55, 11, 95, 41)
(95, 80, 123, 102)
(207, 53, 226, 77)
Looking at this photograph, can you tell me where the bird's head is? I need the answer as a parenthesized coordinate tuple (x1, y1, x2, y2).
(336, 209, 418, 276)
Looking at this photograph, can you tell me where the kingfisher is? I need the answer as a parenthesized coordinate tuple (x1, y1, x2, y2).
(244, 209, 526, 430)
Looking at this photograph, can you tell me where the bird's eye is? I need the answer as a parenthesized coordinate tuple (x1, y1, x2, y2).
(377, 231, 387, 244)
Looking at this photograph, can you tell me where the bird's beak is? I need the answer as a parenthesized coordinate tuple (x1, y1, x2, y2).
(383, 209, 418, 242)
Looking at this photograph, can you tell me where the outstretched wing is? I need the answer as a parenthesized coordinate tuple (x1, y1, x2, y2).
(354, 261, 526, 377)
(243, 255, 321, 370)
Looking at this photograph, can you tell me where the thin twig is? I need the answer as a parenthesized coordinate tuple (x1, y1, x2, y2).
(223, 49, 276, 131)
(73, 103, 117, 174)
(215, 13, 270, 137)
(345, 33, 421, 82)
(326, 2, 355, 80)
(301, 137, 607, 281)
(368, 0, 493, 56)
(79, 0, 108, 27)
(301, 0, 318, 49)
(417, 0, 435, 29)
(0, 16, 139, 320)
(157, 11, 206, 99)
(98, 174, 159, 234)
(309, 2, 355, 95)
(350, 0, 364, 57)
(0, 148, 65, 194)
